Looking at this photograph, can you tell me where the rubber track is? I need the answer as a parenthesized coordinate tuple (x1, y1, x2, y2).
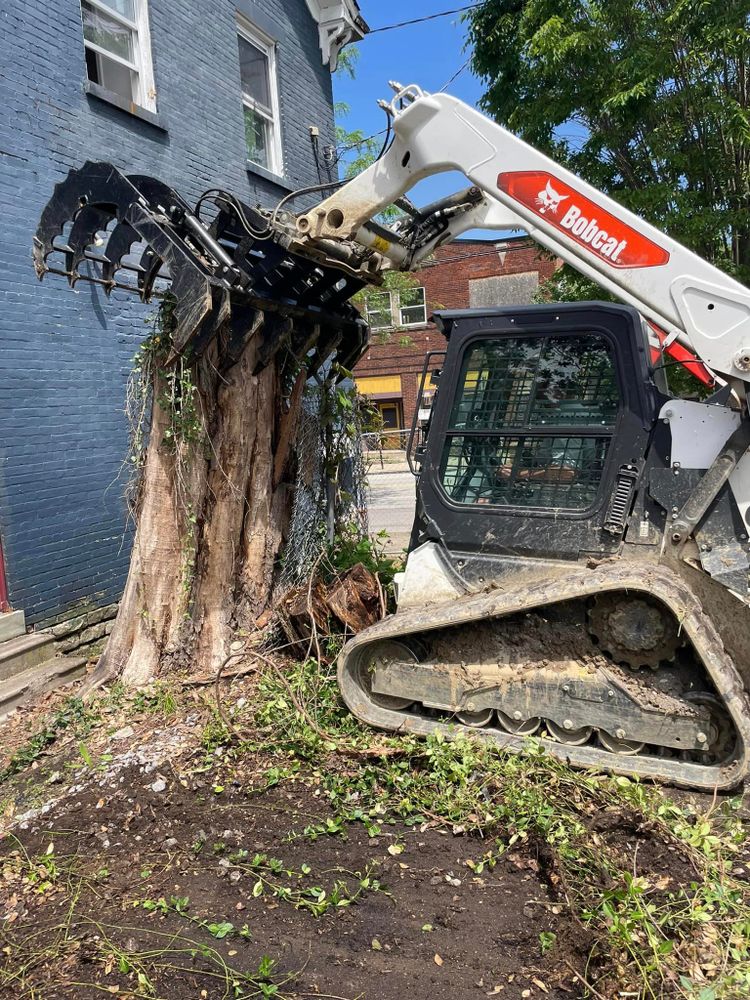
(338, 562, 750, 790)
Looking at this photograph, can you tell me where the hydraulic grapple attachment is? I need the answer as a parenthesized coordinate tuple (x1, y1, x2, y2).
(33, 161, 369, 376)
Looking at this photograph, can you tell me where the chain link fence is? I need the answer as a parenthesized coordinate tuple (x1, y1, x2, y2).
(362, 428, 411, 452)
(275, 384, 369, 598)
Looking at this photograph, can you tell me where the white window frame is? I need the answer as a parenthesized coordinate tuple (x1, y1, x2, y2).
(398, 285, 427, 327)
(365, 290, 394, 331)
(237, 16, 284, 177)
(365, 287, 428, 331)
(81, 0, 157, 112)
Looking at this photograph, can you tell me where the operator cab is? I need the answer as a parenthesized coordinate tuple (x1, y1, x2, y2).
(410, 302, 665, 567)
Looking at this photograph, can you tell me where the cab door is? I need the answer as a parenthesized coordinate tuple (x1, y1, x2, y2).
(416, 302, 658, 562)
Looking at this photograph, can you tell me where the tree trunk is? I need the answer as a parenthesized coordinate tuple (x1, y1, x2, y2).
(96, 329, 303, 687)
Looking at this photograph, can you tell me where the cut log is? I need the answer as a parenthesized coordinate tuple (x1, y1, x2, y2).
(326, 563, 382, 634)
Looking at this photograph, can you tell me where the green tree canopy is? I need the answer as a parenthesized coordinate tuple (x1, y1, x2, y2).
(466, 0, 750, 283)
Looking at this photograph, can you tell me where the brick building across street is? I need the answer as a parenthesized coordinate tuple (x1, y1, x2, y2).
(0, 0, 365, 633)
(353, 237, 561, 433)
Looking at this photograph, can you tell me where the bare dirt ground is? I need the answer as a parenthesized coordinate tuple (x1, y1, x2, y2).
(0, 681, 582, 1000)
(1, 665, 748, 1000)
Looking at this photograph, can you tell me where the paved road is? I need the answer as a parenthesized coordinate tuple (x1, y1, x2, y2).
(367, 466, 416, 554)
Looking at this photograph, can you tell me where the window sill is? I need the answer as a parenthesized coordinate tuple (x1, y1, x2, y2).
(367, 323, 430, 334)
(84, 81, 167, 131)
(246, 159, 295, 191)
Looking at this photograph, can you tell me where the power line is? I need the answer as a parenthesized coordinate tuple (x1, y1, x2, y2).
(368, 4, 485, 34)
(335, 127, 389, 156)
(439, 54, 473, 92)
(418, 241, 538, 267)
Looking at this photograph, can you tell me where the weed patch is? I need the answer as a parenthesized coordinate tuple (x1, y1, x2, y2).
(0, 697, 99, 784)
(246, 658, 750, 999)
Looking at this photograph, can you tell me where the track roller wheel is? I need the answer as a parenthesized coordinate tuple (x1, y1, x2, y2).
(497, 712, 540, 736)
(456, 708, 494, 728)
(599, 731, 645, 755)
(356, 639, 415, 711)
(546, 720, 593, 745)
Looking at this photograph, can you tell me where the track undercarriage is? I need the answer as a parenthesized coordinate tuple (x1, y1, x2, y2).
(338, 560, 750, 790)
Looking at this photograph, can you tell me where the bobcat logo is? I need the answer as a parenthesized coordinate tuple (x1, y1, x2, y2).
(535, 180, 569, 215)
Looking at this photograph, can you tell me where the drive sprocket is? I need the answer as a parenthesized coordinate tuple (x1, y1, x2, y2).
(587, 593, 682, 670)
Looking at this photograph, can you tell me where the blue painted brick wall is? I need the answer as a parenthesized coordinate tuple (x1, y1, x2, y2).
(0, 0, 337, 626)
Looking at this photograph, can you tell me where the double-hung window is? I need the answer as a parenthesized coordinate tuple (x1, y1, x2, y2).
(365, 291, 394, 331)
(81, 0, 156, 111)
(364, 287, 428, 331)
(398, 287, 427, 327)
(237, 18, 283, 175)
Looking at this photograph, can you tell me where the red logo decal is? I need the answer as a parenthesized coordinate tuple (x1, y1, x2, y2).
(498, 171, 670, 269)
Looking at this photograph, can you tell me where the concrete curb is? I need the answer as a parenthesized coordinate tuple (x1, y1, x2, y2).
(368, 464, 413, 476)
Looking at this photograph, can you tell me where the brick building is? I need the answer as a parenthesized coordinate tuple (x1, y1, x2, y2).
(354, 237, 561, 433)
(0, 0, 365, 632)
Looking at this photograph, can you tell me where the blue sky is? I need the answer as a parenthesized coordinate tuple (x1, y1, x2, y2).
(332, 1, 496, 225)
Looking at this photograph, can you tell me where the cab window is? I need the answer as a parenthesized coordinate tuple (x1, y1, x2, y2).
(440, 334, 620, 510)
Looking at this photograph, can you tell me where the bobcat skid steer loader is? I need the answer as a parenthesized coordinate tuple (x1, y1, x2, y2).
(33, 83, 750, 789)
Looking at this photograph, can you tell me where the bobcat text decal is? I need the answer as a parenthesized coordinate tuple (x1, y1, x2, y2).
(497, 171, 670, 269)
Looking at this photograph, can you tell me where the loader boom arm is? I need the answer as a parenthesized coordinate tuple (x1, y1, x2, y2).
(296, 84, 750, 386)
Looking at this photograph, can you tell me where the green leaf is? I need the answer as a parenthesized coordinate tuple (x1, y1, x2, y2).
(206, 921, 234, 939)
(465, 0, 750, 290)
(257, 955, 276, 980)
(539, 931, 557, 955)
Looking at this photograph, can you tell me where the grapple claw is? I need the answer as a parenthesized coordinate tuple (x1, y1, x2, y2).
(34, 161, 144, 278)
(33, 161, 370, 375)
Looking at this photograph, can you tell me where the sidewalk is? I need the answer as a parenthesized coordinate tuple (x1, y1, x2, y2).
(368, 461, 411, 475)
(365, 449, 411, 476)
(366, 459, 415, 554)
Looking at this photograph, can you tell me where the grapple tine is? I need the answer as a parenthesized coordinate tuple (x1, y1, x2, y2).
(168, 277, 228, 358)
(65, 204, 114, 283)
(334, 319, 369, 374)
(100, 220, 140, 287)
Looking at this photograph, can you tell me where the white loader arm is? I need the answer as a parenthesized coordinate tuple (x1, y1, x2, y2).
(297, 84, 750, 386)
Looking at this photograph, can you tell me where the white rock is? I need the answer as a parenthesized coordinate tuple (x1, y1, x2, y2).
(111, 726, 135, 741)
